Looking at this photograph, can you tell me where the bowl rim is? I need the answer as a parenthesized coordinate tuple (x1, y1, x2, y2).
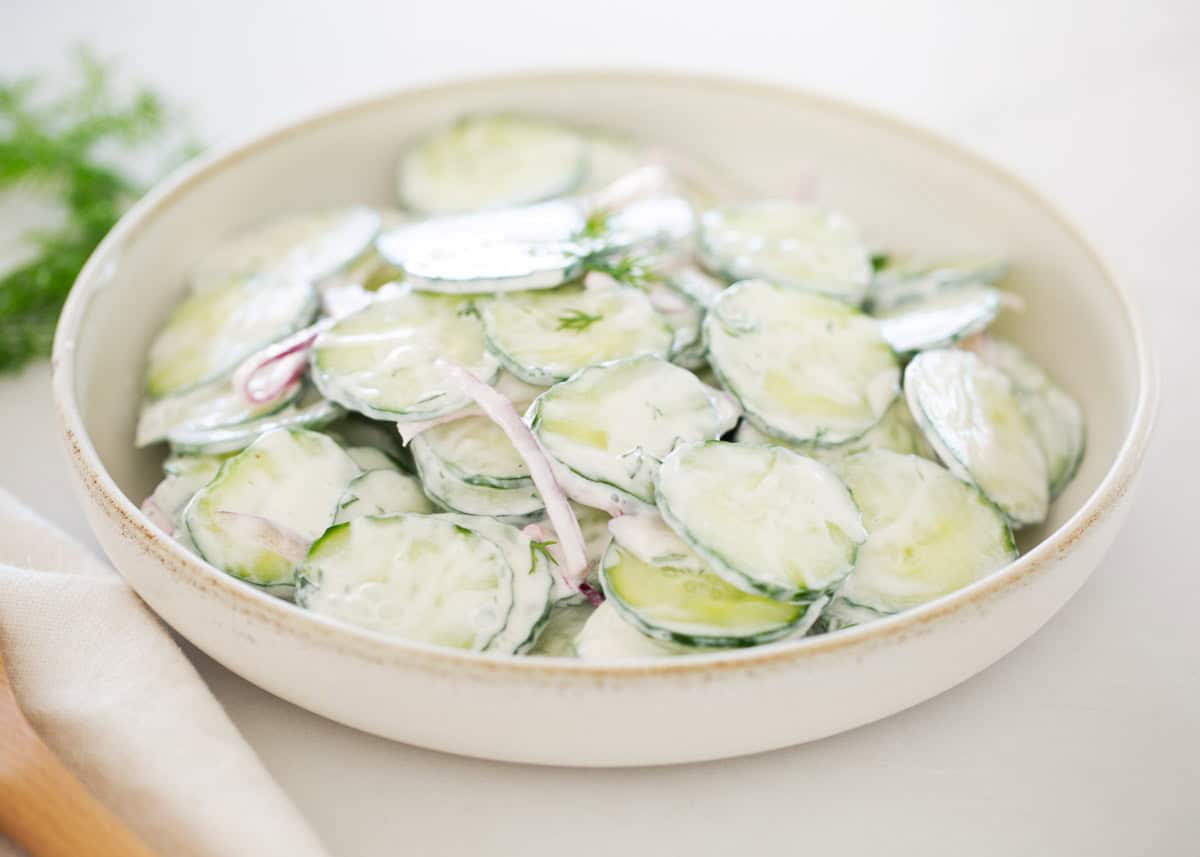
(51, 68, 1159, 681)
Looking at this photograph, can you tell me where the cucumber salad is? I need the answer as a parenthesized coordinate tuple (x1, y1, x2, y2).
(137, 113, 1085, 658)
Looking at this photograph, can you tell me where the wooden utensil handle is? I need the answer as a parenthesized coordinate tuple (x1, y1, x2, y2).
(0, 706, 159, 857)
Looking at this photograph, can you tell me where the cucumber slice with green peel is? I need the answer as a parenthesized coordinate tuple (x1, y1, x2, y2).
(526, 602, 596, 656)
(167, 386, 342, 455)
(869, 256, 1009, 313)
(699, 201, 873, 304)
(591, 195, 695, 257)
(602, 515, 812, 647)
(396, 114, 586, 214)
(479, 284, 674, 385)
(531, 356, 740, 508)
(905, 349, 1049, 526)
(706, 279, 900, 446)
(143, 456, 226, 538)
(388, 239, 584, 295)
(735, 396, 935, 468)
(136, 374, 301, 447)
(185, 429, 360, 586)
(295, 514, 515, 650)
(574, 601, 698, 660)
(411, 432, 544, 522)
(411, 415, 530, 489)
(190, 207, 382, 293)
(823, 450, 1016, 630)
(145, 274, 318, 399)
(334, 469, 433, 523)
(162, 451, 232, 480)
(311, 290, 501, 421)
(876, 283, 1001, 354)
(968, 337, 1085, 499)
(655, 441, 866, 603)
(433, 514, 554, 655)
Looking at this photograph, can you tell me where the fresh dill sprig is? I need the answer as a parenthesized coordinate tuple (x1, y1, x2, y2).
(586, 254, 657, 290)
(556, 308, 603, 332)
(529, 538, 558, 573)
(0, 50, 192, 373)
(577, 208, 610, 241)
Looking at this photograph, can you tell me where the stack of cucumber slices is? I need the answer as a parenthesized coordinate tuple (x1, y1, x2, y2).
(137, 113, 1085, 658)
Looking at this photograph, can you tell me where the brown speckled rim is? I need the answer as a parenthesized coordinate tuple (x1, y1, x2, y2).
(51, 70, 1158, 681)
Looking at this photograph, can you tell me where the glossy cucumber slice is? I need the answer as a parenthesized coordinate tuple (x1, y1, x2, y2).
(574, 600, 697, 660)
(602, 515, 812, 647)
(876, 283, 1000, 353)
(411, 415, 530, 489)
(190, 207, 381, 293)
(410, 430, 544, 522)
(342, 445, 403, 473)
(968, 337, 1085, 499)
(145, 274, 317, 398)
(142, 455, 226, 539)
(391, 239, 583, 294)
(333, 469, 433, 523)
(734, 397, 934, 469)
(136, 374, 300, 447)
(185, 429, 360, 586)
(396, 114, 586, 214)
(435, 514, 554, 655)
(905, 349, 1049, 526)
(655, 441, 866, 603)
(311, 290, 501, 421)
(296, 514, 514, 650)
(869, 256, 1009, 313)
(531, 356, 740, 508)
(167, 385, 342, 455)
(823, 450, 1016, 629)
(699, 201, 872, 304)
(706, 279, 900, 445)
(479, 285, 674, 385)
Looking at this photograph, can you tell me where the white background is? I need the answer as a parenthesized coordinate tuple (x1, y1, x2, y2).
(4, 1, 1199, 854)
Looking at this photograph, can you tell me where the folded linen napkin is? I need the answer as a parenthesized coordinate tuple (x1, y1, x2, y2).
(0, 488, 329, 857)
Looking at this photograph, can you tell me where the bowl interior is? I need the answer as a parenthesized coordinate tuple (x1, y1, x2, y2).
(67, 73, 1140, 558)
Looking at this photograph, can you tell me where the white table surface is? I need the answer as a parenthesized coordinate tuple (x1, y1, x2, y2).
(4, 2, 1198, 854)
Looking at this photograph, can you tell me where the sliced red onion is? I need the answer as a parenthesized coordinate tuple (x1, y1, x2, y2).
(436, 360, 589, 590)
(214, 510, 311, 564)
(232, 319, 331, 405)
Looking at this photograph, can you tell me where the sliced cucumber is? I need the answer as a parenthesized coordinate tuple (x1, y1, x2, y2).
(699, 201, 872, 304)
(396, 114, 586, 214)
(190, 207, 382, 293)
(143, 455, 225, 538)
(334, 469, 433, 523)
(479, 284, 674, 385)
(342, 445, 402, 473)
(968, 337, 1085, 499)
(136, 374, 300, 447)
(574, 600, 696, 660)
(822, 450, 1016, 629)
(185, 429, 360, 586)
(602, 515, 811, 647)
(167, 386, 342, 455)
(531, 356, 740, 508)
(434, 514, 554, 655)
(735, 396, 934, 468)
(311, 290, 501, 421)
(592, 195, 695, 257)
(655, 441, 866, 603)
(705, 279, 899, 445)
(526, 602, 596, 656)
(876, 283, 1000, 353)
(387, 239, 583, 294)
(869, 256, 1009, 313)
(411, 431, 544, 522)
(296, 514, 514, 650)
(905, 349, 1049, 526)
(145, 274, 317, 398)
(411, 415, 530, 489)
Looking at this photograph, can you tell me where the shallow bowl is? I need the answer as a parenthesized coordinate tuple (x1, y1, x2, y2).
(52, 71, 1157, 766)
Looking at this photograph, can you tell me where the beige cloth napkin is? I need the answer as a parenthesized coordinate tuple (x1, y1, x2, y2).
(0, 488, 330, 857)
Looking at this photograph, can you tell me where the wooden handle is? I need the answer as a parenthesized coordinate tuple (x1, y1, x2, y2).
(0, 681, 159, 857)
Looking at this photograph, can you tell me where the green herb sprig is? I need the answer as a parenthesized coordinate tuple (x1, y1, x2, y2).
(556, 308, 603, 332)
(0, 51, 190, 373)
(529, 538, 558, 574)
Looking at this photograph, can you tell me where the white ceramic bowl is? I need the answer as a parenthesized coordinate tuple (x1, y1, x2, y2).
(52, 72, 1156, 767)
